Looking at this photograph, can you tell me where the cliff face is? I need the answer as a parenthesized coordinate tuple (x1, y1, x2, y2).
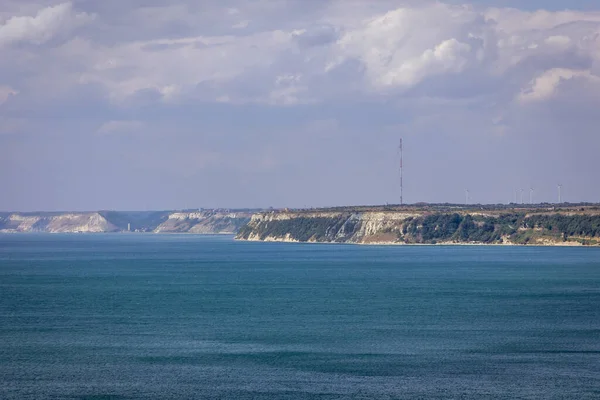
(0, 210, 253, 234)
(153, 211, 252, 234)
(236, 208, 600, 246)
(0, 213, 117, 233)
(237, 211, 423, 244)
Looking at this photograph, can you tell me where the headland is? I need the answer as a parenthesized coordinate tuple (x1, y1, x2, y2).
(235, 204, 600, 246)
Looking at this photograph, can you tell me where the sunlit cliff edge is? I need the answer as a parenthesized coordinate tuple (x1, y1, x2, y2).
(0, 210, 253, 234)
(236, 205, 600, 246)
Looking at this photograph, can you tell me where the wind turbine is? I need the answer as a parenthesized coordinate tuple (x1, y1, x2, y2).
(520, 189, 524, 205)
(465, 189, 470, 205)
(558, 184, 563, 204)
(530, 187, 534, 205)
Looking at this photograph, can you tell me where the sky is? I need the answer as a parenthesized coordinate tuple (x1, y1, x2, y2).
(1, 0, 600, 211)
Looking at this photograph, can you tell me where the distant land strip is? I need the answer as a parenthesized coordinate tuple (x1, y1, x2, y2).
(0, 209, 256, 234)
(3, 204, 600, 246)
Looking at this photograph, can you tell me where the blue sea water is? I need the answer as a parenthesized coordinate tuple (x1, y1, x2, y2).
(0, 234, 599, 399)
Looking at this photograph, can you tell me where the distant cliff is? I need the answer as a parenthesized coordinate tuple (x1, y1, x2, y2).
(236, 206, 600, 246)
(153, 211, 251, 234)
(0, 212, 117, 233)
(0, 210, 253, 234)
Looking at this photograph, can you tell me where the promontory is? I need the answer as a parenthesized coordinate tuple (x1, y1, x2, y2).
(236, 204, 600, 246)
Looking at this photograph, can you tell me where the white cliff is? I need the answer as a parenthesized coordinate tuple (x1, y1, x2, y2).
(153, 211, 252, 234)
(0, 213, 117, 233)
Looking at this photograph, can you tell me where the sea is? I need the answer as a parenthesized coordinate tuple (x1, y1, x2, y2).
(1, 234, 599, 399)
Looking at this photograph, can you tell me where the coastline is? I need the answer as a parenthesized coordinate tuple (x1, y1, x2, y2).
(235, 237, 597, 247)
(236, 206, 600, 248)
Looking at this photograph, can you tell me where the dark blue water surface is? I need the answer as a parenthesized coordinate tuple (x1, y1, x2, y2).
(1, 234, 599, 399)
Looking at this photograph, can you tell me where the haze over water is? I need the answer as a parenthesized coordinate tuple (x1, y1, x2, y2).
(1, 234, 599, 399)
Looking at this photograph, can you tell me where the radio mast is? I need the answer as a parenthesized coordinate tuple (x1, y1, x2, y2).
(399, 138, 403, 206)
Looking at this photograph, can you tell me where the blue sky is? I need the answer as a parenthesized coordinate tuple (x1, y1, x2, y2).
(1, 0, 600, 211)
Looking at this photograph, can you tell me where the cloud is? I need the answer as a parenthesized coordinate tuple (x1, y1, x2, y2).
(292, 24, 338, 48)
(484, 8, 600, 34)
(0, 2, 94, 47)
(518, 68, 600, 103)
(545, 35, 571, 48)
(3, 1, 596, 108)
(70, 30, 299, 103)
(329, 4, 486, 91)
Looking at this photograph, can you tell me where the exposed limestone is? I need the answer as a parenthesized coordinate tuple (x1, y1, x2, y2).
(0, 210, 252, 234)
(0, 213, 117, 233)
(237, 211, 423, 244)
(153, 211, 252, 234)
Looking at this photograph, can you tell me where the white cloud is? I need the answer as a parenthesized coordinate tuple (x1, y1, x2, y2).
(3, 1, 600, 111)
(0, 2, 94, 47)
(545, 35, 571, 48)
(518, 68, 600, 103)
(378, 38, 473, 88)
(330, 4, 485, 90)
(72, 30, 298, 103)
(53, 3, 495, 103)
(485, 8, 600, 34)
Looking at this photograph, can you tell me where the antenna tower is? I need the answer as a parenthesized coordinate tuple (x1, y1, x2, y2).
(399, 138, 403, 206)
